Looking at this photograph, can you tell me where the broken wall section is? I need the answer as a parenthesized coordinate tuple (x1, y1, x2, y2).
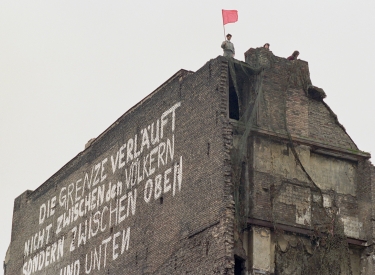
(245, 47, 358, 152)
(232, 48, 373, 274)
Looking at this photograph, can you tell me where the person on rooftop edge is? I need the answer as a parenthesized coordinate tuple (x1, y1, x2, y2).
(221, 34, 235, 58)
(287, 51, 299, 60)
(263, 43, 270, 50)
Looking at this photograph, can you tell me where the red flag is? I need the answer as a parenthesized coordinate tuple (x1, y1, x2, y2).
(222, 9, 238, 25)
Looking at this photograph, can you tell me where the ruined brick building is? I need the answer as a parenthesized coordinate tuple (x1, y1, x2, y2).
(5, 47, 375, 275)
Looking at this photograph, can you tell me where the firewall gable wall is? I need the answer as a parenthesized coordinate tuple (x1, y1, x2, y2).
(5, 57, 235, 275)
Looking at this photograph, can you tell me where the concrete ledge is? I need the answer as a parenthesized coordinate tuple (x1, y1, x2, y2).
(247, 217, 368, 246)
(231, 123, 371, 161)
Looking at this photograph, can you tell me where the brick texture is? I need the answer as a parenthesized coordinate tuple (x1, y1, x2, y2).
(5, 56, 236, 275)
(6, 48, 375, 275)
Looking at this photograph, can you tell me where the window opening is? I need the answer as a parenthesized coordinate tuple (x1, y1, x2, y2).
(234, 256, 245, 275)
(229, 85, 239, 120)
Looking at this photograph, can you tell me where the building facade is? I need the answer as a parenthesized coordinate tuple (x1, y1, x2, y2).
(5, 48, 375, 275)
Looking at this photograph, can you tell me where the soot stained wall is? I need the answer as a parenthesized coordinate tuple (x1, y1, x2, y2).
(6, 56, 236, 275)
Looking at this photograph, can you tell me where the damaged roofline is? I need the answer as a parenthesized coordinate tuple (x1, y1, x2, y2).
(21, 68, 194, 200)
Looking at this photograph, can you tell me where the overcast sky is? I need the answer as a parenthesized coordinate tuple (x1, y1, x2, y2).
(1, 0, 375, 265)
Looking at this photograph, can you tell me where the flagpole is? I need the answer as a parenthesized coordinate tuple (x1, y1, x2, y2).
(222, 9, 238, 39)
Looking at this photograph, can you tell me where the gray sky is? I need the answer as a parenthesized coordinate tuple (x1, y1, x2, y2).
(1, 0, 375, 265)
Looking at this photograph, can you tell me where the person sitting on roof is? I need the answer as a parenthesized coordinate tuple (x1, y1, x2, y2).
(221, 34, 235, 58)
(287, 51, 299, 60)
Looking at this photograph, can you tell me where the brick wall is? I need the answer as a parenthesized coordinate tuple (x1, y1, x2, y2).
(5, 56, 236, 275)
(7, 47, 374, 274)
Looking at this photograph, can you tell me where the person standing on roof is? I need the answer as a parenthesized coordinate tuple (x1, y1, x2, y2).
(287, 51, 299, 60)
(221, 34, 235, 58)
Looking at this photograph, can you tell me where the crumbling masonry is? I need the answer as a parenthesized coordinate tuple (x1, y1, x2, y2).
(4, 47, 375, 275)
